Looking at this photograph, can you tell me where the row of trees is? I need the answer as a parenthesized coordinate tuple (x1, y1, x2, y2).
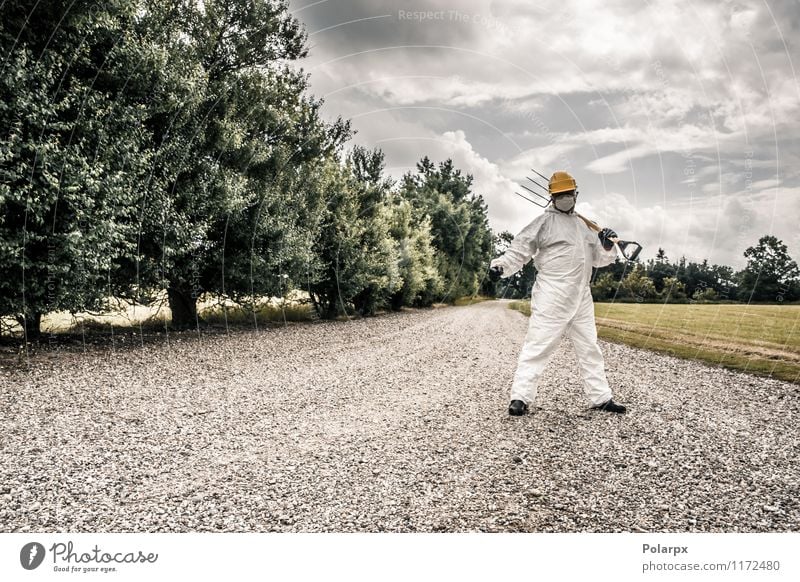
(1, 1, 493, 339)
(592, 237, 800, 303)
(496, 235, 800, 303)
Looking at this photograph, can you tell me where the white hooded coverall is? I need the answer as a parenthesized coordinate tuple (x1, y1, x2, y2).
(491, 206, 617, 407)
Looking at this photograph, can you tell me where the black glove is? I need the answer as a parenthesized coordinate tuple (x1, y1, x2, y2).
(598, 228, 617, 251)
(489, 265, 504, 282)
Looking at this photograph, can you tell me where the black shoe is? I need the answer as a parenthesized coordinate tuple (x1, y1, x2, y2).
(591, 399, 627, 414)
(508, 400, 528, 416)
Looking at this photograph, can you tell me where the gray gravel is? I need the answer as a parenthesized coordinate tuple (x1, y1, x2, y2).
(1, 300, 798, 532)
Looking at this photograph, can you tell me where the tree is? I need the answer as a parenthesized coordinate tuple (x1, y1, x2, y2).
(660, 276, 686, 301)
(0, 0, 152, 340)
(675, 257, 715, 298)
(191, 66, 349, 321)
(620, 264, 657, 300)
(399, 158, 493, 301)
(307, 149, 402, 318)
(737, 235, 800, 302)
(605, 257, 630, 282)
(710, 264, 738, 300)
(646, 251, 676, 292)
(591, 272, 618, 301)
(348, 147, 402, 315)
(387, 199, 442, 309)
(112, 0, 349, 327)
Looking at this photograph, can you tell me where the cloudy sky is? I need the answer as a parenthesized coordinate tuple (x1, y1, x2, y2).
(288, 0, 800, 268)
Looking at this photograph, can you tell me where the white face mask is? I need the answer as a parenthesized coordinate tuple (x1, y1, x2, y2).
(553, 194, 576, 213)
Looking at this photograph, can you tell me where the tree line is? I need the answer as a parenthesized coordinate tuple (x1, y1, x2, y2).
(496, 234, 800, 304)
(0, 1, 493, 339)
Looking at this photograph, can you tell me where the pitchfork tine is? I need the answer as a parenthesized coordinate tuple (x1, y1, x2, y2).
(526, 175, 550, 193)
(514, 191, 548, 207)
(521, 183, 551, 202)
(531, 168, 550, 182)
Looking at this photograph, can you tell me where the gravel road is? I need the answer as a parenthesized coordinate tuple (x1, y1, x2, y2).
(1, 300, 798, 532)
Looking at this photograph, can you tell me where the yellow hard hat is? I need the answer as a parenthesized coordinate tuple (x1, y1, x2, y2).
(549, 171, 577, 195)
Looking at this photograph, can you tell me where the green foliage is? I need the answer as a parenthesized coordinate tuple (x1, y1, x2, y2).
(591, 272, 618, 301)
(660, 276, 686, 301)
(306, 152, 492, 317)
(114, 0, 350, 327)
(307, 149, 401, 318)
(603, 257, 630, 282)
(0, 0, 152, 338)
(0, 0, 353, 333)
(737, 235, 800, 302)
(645, 248, 676, 292)
(619, 264, 657, 300)
(399, 157, 493, 301)
(387, 199, 443, 308)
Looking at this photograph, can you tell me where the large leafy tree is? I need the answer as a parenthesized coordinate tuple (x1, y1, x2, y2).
(737, 235, 800, 302)
(192, 65, 348, 319)
(677, 258, 717, 298)
(399, 157, 493, 301)
(308, 147, 400, 318)
(386, 198, 442, 309)
(604, 257, 631, 282)
(114, 0, 349, 327)
(645, 248, 676, 292)
(0, 0, 152, 339)
(710, 264, 738, 300)
(619, 264, 657, 299)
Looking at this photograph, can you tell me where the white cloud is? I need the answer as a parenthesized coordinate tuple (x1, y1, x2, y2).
(585, 144, 654, 174)
(750, 178, 780, 190)
(576, 186, 800, 268)
(434, 130, 540, 234)
(499, 143, 581, 180)
(507, 124, 724, 175)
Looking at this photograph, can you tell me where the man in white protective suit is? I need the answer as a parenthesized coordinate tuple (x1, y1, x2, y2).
(489, 171, 627, 416)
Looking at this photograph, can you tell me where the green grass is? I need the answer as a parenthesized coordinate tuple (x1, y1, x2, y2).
(509, 300, 532, 317)
(453, 295, 493, 306)
(508, 301, 800, 384)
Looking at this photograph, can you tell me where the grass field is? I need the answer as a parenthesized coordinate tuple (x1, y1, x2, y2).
(453, 295, 493, 306)
(508, 301, 800, 384)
